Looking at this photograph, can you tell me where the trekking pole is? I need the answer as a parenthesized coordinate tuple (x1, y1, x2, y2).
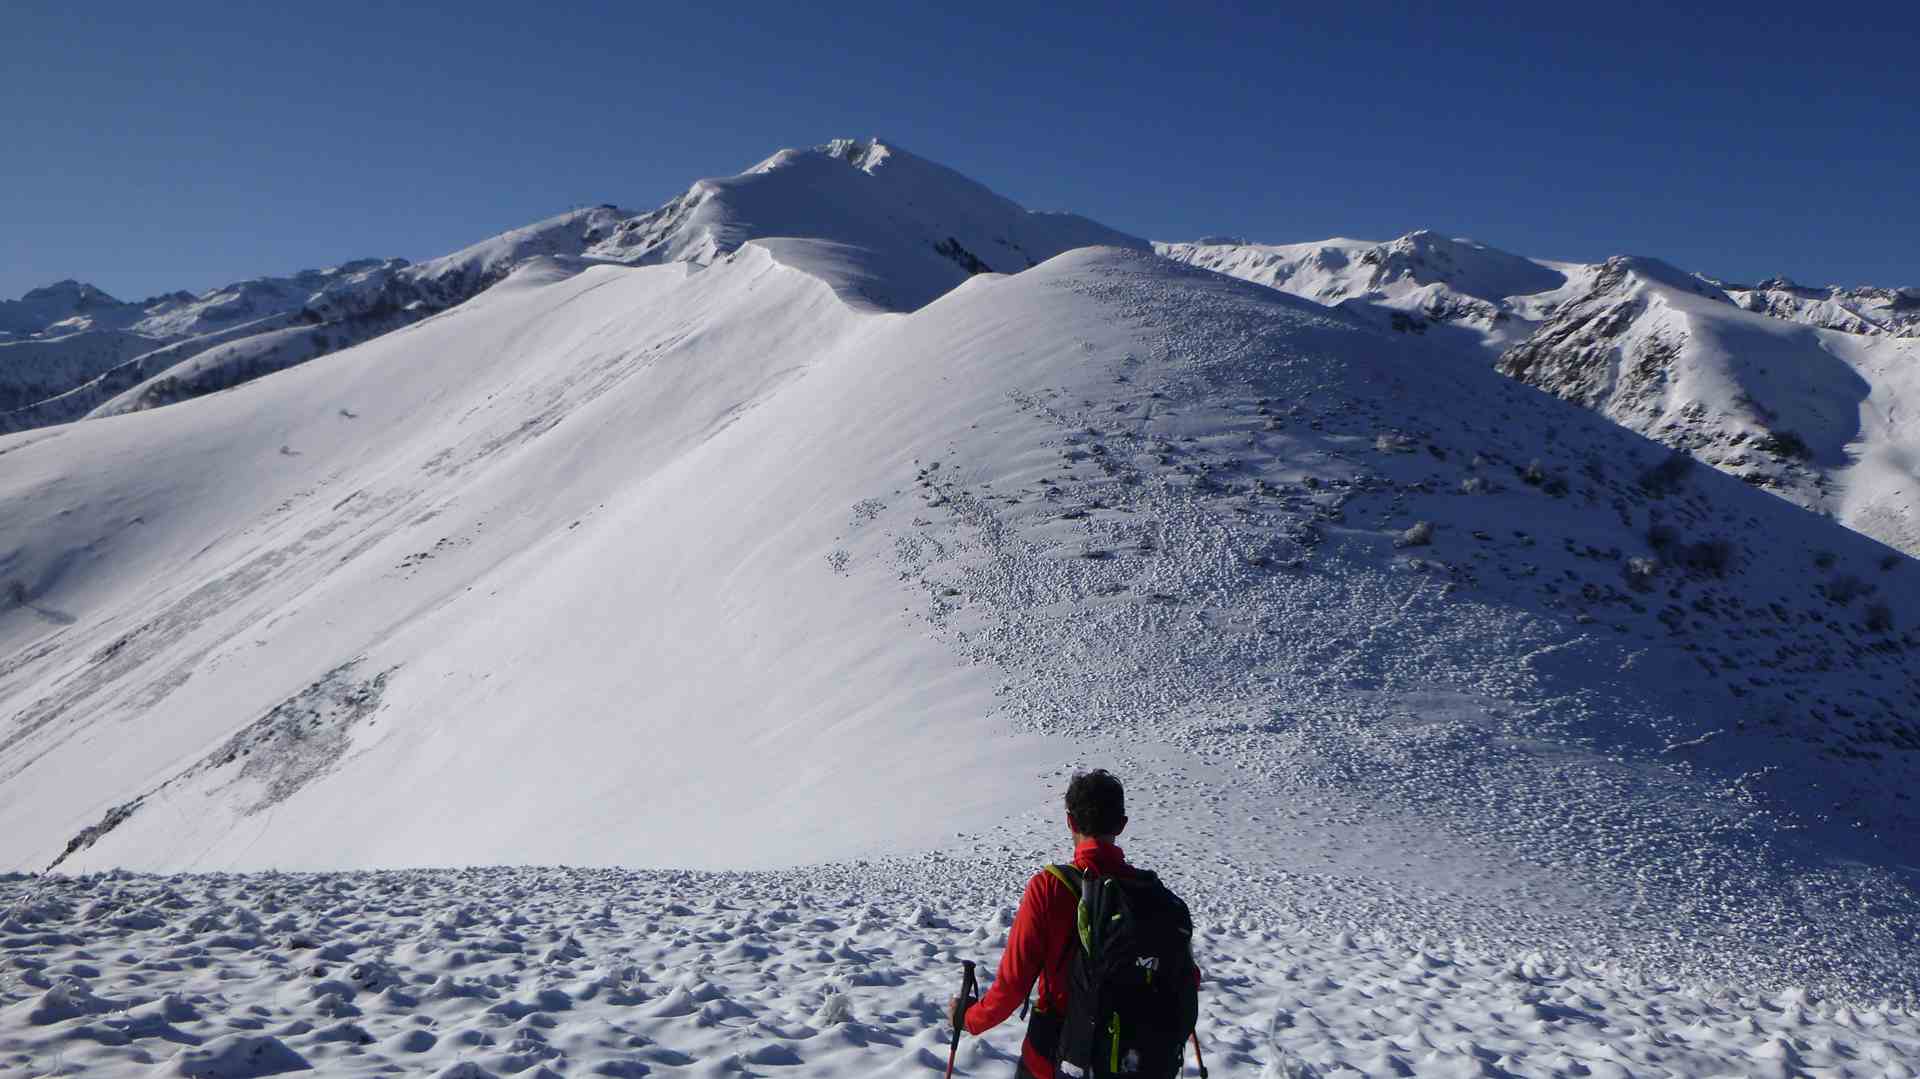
(944, 960, 977, 1079)
(1191, 1032, 1209, 1078)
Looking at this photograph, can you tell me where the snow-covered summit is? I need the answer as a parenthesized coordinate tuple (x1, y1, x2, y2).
(4, 140, 1138, 432)
(588, 136, 1145, 310)
(0, 279, 137, 337)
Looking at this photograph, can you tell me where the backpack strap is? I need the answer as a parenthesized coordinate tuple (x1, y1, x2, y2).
(1021, 864, 1090, 1020)
(1044, 863, 1098, 956)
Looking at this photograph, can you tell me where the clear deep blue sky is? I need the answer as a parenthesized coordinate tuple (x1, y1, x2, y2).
(4, 1, 1914, 301)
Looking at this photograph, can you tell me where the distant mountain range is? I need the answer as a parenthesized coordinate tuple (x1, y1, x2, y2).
(1, 138, 1136, 433)
(1159, 234, 1920, 555)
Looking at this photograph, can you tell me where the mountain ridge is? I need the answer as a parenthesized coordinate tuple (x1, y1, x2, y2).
(1158, 233, 1920, 556)
(2, 138, 1139, 432)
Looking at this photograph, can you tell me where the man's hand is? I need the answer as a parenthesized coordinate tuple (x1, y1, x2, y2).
(948, 994, 974, 1032)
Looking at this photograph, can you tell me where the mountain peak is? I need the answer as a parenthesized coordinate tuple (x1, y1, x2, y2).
(587, 137, 1146, 311)
(20, 279, 120, 306)
(1592, 254, 1727, 300)
(822, 135, 898, 172)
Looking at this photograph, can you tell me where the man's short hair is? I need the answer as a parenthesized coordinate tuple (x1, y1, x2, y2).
(1065, 769, 1125, 837)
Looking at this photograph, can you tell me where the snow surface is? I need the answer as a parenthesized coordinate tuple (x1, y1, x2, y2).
(4, 867, 1916, 1078)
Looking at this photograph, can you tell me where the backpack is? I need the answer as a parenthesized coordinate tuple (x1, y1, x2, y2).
(1044, 863, 1199, 1078)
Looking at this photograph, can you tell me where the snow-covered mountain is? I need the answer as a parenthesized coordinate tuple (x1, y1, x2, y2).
(1155, 232, 1596, 353)
(1160, 234, 1920, 557)
(0, 216, 636, 433)
(583, 137, 1144, 310)
(1498, 257, 1920, 555)
(0, 260, 408, 432)
(4, 138, 1919, 1021)
(1722, 275, 1920, 338)
(0, 280, 139, 338)
(2, 139, 1142, 435)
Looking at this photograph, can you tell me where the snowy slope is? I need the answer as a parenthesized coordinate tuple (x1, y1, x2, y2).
(0, 266, 410, 433)
(2, 224, 1918, 1020)
(1, 139, 1137, 431)
(0, 218, 624, 431)
(0, 331, 164, 413)
(1500, 257, 1920, 554)
(1162, 236, 1920, 557)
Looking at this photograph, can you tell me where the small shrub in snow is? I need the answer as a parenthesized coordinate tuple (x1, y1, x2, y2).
(1395, 521, 1434, 548)
(1864, 603, 1894, 633)
(1676, 538, 1734, 576)
(1638, 451, 1693, 495)
(1519, 459, 1569, 496)
(1623, 557, 1660, 591)
(1824, 574, 1873, 604)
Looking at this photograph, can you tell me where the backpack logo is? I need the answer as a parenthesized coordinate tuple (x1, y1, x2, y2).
(1134, 956, 1160, 973)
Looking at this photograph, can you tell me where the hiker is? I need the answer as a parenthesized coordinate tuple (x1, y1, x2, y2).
(948, 769, 1201, 1079)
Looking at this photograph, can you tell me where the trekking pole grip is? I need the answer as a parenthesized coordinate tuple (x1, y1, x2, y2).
(945, 960, 977, 1079)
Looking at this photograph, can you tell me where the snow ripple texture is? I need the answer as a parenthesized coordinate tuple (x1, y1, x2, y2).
(3, 867, 1916, 1078)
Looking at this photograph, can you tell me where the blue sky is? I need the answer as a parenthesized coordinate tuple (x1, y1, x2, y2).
(3, 1, 1914, 301)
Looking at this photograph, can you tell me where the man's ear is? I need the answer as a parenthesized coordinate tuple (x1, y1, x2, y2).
(1112, 816, 1128, 837)
(1066, 812, 1080, 834)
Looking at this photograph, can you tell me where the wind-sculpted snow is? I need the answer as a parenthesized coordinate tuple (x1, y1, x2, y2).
(2, 867, 1916, 1077)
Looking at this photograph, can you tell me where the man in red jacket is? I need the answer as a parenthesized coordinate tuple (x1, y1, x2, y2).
(949, 769, 1154, 1079)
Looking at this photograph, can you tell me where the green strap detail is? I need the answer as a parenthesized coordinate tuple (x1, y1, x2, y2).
(1042, 865, 1093, 956)
(1043, 863, 1078, 892)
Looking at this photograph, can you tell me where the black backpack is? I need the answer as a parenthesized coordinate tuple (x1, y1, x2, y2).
(1044, 863, 1199, 1078)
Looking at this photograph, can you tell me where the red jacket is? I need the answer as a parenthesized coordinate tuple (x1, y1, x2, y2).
(962, 838, 1136, 1079)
